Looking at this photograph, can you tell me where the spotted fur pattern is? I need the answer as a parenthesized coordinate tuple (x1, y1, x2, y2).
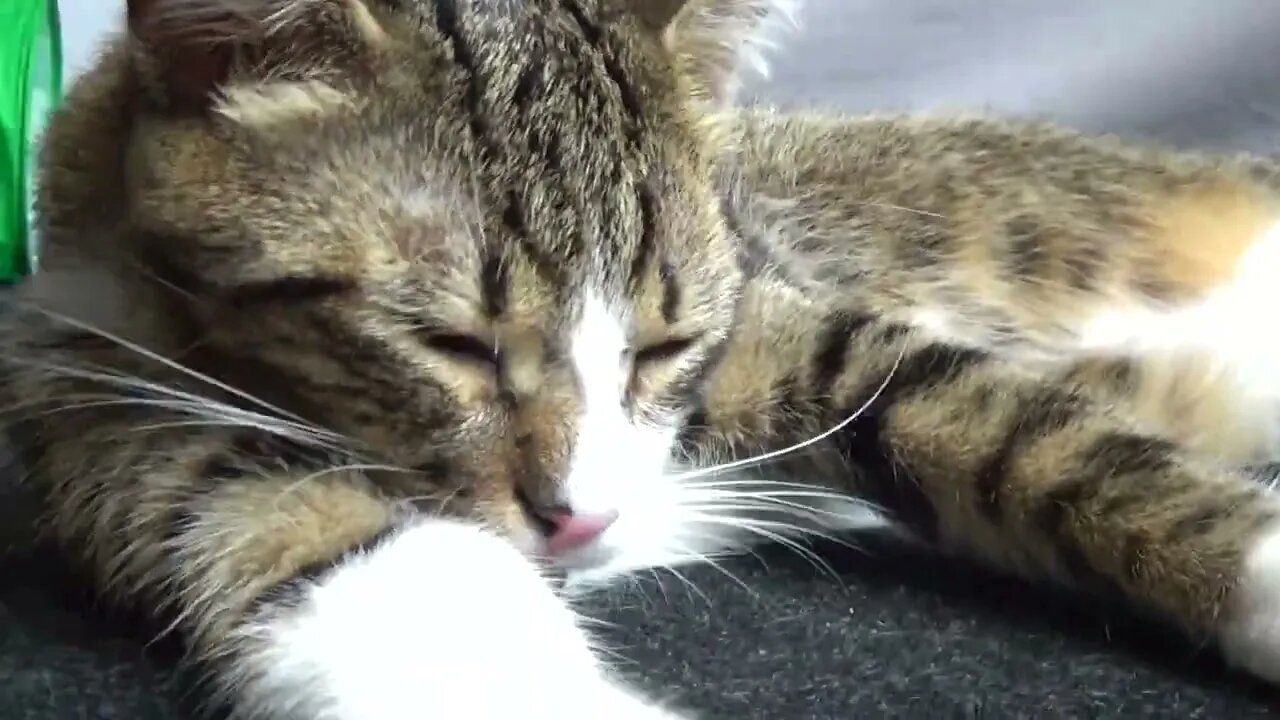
(5, 0, 1280, 716)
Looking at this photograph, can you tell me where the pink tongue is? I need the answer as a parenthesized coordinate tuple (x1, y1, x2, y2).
(546, 510, 618, 555)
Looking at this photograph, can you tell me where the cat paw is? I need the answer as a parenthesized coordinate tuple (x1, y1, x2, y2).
(1220, 520, 1280, 684)
(237, 519, 689, 718)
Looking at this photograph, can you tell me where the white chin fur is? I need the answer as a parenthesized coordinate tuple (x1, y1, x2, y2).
(240, 520, 691, 719)
(1220, 519, 1280, 683)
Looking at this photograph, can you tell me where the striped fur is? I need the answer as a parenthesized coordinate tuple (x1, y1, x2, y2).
(5, 0, 1280, 716)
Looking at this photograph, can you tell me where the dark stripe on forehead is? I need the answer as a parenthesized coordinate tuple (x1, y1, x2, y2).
(433, 2, 590, 286)
(432, 0, 488, 141)
(512, 61, 544, 112)
(558, 0, 655, 285)
(435, 0, 561, 280)
(432, 0, 659, 294)
(503, 190, 567, 286)
(479, 255, 508, 318)
(627, 176, 659, 288)
(658, 257, 680, 324)
(526, 124, 563, 175)
(559, 0, 644, 137)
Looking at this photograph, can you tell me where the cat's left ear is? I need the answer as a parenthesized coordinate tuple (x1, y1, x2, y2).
(629, 0, 801, 106)
(126, 0, 389, 114)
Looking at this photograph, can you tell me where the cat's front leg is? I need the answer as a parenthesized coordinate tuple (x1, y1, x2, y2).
(807, 338, 1280, 686)
(233, 518, 691, 720)
(700, 295, 1280, 686)
(30, 442, 688, 720)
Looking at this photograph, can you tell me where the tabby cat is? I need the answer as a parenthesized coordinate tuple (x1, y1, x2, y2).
(5, 0, 1280, 717)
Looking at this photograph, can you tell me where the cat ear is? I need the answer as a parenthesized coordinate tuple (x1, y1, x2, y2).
(632, 0, 802, 106)
(126, 0, 387, 114)
(632, 0, 689, 29)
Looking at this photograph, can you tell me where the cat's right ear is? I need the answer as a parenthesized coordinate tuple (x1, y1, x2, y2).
(127, 0, 237, 113)
(126, 0, 388, 114)
(629, 0, 802, 107)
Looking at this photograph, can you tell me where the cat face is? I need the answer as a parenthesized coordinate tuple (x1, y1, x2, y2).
(63, 0, 795, 577)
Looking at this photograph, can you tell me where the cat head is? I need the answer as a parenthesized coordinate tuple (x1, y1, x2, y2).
(34, 0, 800, 578)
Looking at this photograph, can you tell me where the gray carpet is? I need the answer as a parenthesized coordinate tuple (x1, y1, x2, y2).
(3, 465, 1277, 718)
(6, 1, 1280, 717)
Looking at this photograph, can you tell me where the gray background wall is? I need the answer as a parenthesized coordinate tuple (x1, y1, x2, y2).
(59, 1, 1280, 153)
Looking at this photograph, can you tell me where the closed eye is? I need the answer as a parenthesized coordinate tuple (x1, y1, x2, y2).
(632, 335, 699, 366)
(420, 332, 500, 367)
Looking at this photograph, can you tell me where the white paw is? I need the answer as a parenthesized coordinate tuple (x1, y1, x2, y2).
(237, 519, 691, 719)
(1220, 520, 1280, 684)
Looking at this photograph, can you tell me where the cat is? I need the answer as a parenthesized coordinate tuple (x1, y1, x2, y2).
(5, 0, 1280, 717)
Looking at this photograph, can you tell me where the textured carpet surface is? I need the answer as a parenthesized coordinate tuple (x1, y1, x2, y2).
(8, 1, 1280, 717)
(4, 523, 1279, 719)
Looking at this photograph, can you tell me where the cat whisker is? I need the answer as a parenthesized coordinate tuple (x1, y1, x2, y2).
(18, 305, 335, 434)
(0, 391, 124, 415)
(587, 641, 633, 667)
(683, 480, 879, 522)
(853, 200, 947, 219)
(686, 485, 876, 516)
(666, 541, 759, 596)
(130, 419, 328, 435)
(682, 478, 843, 491)
(657, 564, 711, 606)
(697, 496, 863, 527)
(694, 514, 844, 584)
(7, 393, 347, 459)
(27, 392, 346, 457)
(2, 353, 288, 421)
(270, 463, 423, 511)
(397, 483, 470, 515)
(2, 353, 354, 454)
(672, 343, 906, 482)
(692, 504, 855, 547)
(14, 394, 263, 425)
(690, 492, 865, 557)
(569, 603, 622, 629)
(644, 567, 674, 605)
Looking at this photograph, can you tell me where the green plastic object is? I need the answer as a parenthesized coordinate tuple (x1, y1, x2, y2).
(1, 0, 62, 281)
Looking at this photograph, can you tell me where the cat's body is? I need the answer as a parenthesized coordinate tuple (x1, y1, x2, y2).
(6, 0, 1280, 717)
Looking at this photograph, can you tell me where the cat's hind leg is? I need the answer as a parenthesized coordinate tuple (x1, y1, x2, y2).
(967, 209, 1280, 465)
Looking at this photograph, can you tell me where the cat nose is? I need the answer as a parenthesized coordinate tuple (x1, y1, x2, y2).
(543, 509, 618, 555)
(515, 485, 618, 554)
